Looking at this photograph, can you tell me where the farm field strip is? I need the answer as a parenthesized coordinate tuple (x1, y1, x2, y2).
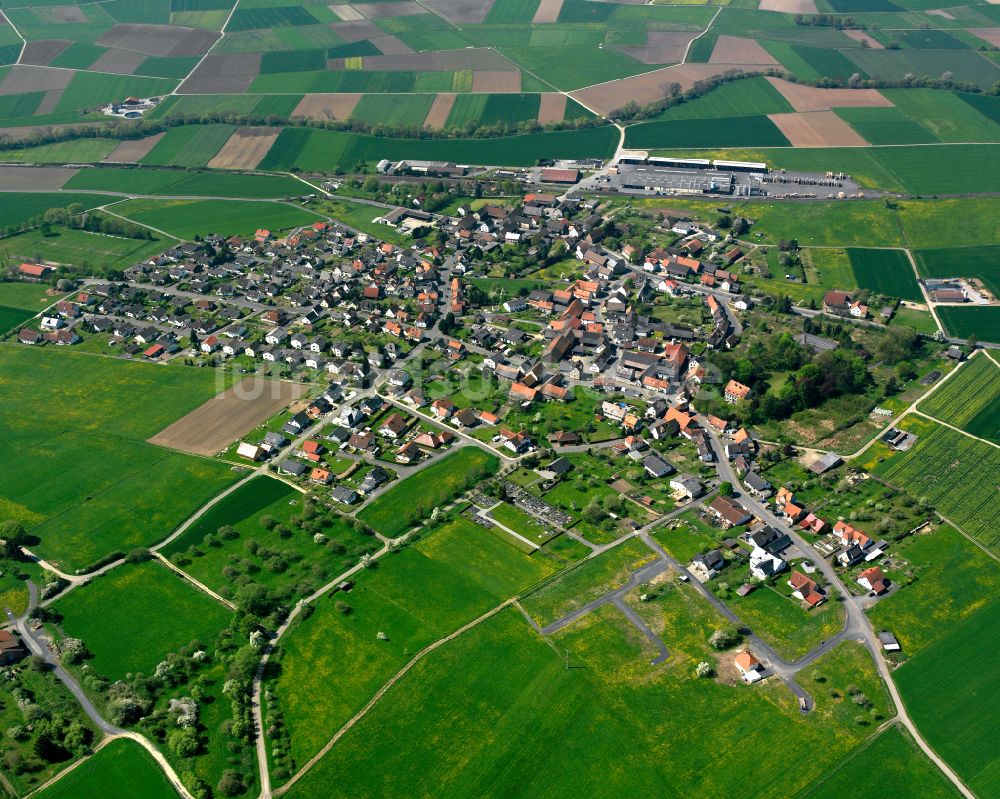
(918, 354, 1000, 429)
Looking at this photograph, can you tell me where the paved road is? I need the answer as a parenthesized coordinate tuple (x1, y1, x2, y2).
(699, 419, 976, 797)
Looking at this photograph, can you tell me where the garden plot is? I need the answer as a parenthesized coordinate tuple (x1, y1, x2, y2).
(96, 23, 219, 57)
(178, 52, 261, 93)
(148, 377, 309, 457)
(471, 70, 521, 93)
(709, 35, 779, 65)
(767, 77, 892, 112)
(19, 39, 72, 66)
(769, 110, 868, 146)
(0, 65, 74, 96)
(207, 125, 282, 169)
(424, 0, 495, 24)
(617, 30, 698, 65)
(106, 132, 165, 162)
(291, 92, 362, 120)
(423, 92, 455, 128)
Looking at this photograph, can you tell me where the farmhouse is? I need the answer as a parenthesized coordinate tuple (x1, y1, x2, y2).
(0, 630, 27, 665)
(734, 650, 763, 684)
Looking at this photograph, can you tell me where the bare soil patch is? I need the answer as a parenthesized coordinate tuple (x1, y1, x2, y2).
(537, 92, 566, 124)
(371, 35, 413, 55)
(573, 64, 764, 116)
(767, 77, 891, 112)
(330, 4, 365, 21)
(351, 1, 425, 19)
(970, 28, 1000, 47)
(617, 30, 697, 65)
(927, 8, 956, 17)
(43, 6, 87, 23)
(89, 48, 145, 75)
(424, 0, 494, 24)
(106, 133, 166, 163)
(148, 378, 309, 457)
(758, 0, 818, 11)
(471, 70, 521, 93)
(292, 92, 362, 120)
(532, 0, 563, 24)
(710, 35, 778, 65)
(20, 40, 72, 67)
(97, 23, 219, 57)
(769, 110, 868, 146)
(328, 20, 382, 41)
(841, 29, 883, 48)
(362, 48, 510, 71)
(423, 92, 455, 128)
(207, 126, 281, 169)
(0, 165, 75, 189)
(0, 65, 74, 97)
(35, 89, 63, 115)
(179, 53, 261, 94)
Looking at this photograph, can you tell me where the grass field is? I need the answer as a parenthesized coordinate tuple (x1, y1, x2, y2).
(625, 115, 790, 150)
(64, 167, 305, 199)
(0, 140, 119, 164)
(268, 515, 556, 768)
(113, 197, 321, 239)
(256, 125, 618, 172)
(0, 281, 53, 331)
(0, 347, 237, 571)
(728, 582, 844, 661)
(797, 726, 960, 799)
(882, 89, 1000, 143)
(872, 416, 1000, 555)
(35, 738, 178, 799)
(846, 248, 922, 302)
(2, 226, 165, 273)
(894, 598, 1000, 797)
(349, 94, 435, 127)
(521, 537, 655, 626)
(867, 523, 1000, 656)
(0, 193, 109, 227)
(915, 244, 1000, 296)
(283, 583, 894, 799)
(935, 306, 1000, 342)
(648, 77, 794, 122)
(918, 354, 1000, 432)
(55, 560, 231, 680)
(162, 476, 380, 599)
(357, 447, 498, 537)
(835, 106, 938, 145)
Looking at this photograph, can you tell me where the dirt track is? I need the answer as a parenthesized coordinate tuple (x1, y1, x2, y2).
(148, 378, 309, 457)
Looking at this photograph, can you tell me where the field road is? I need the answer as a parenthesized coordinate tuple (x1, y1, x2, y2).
(11, 612, 197, 799)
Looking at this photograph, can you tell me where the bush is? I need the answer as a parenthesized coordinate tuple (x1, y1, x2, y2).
(709, 627, 741, 650)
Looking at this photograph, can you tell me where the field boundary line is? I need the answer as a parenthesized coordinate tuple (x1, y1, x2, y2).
(789, 722, 903, 799)
(912, 408, 1000, 450)
(153, 552, 237, 611)
(98, 201, 184, 241)
(272, 598, 514, 796)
